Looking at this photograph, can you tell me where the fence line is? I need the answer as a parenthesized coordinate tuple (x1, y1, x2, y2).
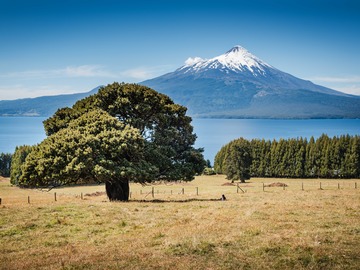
(0, 181, 358, 205)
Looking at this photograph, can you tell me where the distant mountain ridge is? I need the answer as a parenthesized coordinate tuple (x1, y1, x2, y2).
(0, 87, 101, 117)
(1, 46, 360, 118)
(141, 46, 360, 118)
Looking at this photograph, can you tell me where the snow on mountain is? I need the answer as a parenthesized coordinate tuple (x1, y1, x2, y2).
(141, 45, 360, 118)
(4, 44, 359, 119)
(180, 45, 273, 75)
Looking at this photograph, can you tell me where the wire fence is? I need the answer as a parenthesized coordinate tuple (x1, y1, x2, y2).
(0, 180, 359, 206)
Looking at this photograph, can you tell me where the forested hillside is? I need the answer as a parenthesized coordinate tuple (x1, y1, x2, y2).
(215, 134, 360, 180)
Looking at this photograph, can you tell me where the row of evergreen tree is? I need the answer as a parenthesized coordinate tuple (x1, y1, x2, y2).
(0, 152, 12, 177)
(214, 134, 360, 180)
(2, 134, 360, 180)
(1, 146, 33, 179)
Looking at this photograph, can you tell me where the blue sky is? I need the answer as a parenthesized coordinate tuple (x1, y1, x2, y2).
(0, 0, 359, 100)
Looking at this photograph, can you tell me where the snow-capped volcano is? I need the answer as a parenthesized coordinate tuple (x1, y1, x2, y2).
(180, 45, 272, 75)
(141, 46, 360, 118)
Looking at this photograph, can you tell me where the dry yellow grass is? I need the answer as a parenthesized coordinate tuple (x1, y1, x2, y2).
(0, 175, 359, 269)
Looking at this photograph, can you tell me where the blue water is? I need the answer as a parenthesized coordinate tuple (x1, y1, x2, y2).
(192, 118, 360, 163)
(1, 117, 359, 163)
(0, 117, 47, 154)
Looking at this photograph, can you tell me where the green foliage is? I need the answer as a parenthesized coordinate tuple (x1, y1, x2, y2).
(10, 145, 33, 185)
(203, 167, 216, 175)
(214, 138, 252, 182)
(18, 110, 154, 188)
(43, 95, 97, 136)
(205, 159, 212, 168)
(223, 138, 252, 182)
(215, 134, 360, 180)
(0, 152, 12, 177)
(95, 83, 206, 181)
(18, 83, 205, 199)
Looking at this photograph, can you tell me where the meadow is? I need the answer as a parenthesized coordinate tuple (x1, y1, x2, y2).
(0, 175, 359, 270)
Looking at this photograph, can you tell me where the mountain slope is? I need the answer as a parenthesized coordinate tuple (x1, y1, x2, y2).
(142, 46, 360, 118)
(0, 86, 101, 117)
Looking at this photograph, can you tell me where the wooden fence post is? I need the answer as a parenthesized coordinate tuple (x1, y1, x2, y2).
(338, 183, 340, 190)
(182, 188, 185, 195)
(81, 193, 83, 200)
(54, 192, 57, 201)
(355, 182, 357, 189)
(28, 196, 30, 204)
(237, 184, 245, 193)
(196, 187, 199, 196)
(320, 182, 323, 190)
(0, 198, 2, 205)
(152, 187, 154, 198)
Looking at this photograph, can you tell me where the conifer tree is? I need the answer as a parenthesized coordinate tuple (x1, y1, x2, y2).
(214, 134, 360, 180)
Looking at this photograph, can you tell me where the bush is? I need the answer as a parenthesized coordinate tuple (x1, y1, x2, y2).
(203, 167, 216, 175)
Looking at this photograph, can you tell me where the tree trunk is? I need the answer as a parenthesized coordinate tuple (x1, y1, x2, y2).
(105, 180, 129, 201)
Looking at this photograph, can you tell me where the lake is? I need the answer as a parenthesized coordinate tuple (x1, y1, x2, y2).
(192, 118, 360, 163)
(1, 117, 360, 163)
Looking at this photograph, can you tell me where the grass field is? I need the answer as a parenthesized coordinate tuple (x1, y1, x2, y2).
(1, 175, 359, 270)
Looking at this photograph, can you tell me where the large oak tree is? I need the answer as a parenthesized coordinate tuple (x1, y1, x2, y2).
(19, 83, 205, 201)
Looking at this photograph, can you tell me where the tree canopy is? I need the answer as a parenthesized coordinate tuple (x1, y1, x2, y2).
(214, 134, 360, 180)
(222, 138, 252, 183)
(16, 83, 205, 200)
(0, 152, 12, 177)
